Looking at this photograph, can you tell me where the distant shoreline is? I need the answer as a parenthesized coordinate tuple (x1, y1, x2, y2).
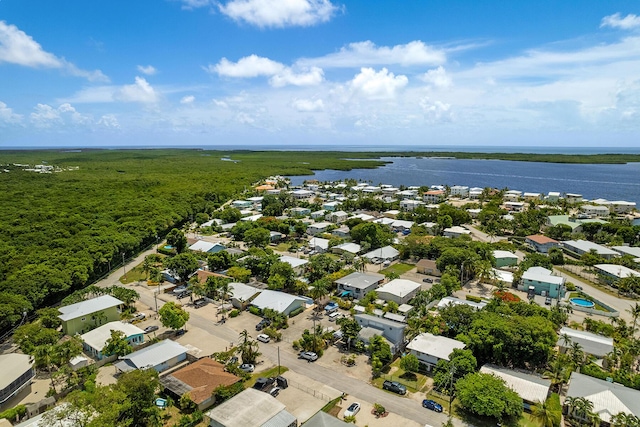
(2, 147, 640, 165)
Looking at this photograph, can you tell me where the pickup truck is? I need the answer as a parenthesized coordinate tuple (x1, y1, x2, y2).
(382, 380, 407, 395)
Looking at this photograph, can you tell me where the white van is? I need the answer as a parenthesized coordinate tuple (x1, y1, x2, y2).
(328, 312, 341, 322)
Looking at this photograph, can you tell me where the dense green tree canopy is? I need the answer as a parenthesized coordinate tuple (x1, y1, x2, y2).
(158, 301, 190, 330)
(456, 372, 523, 420)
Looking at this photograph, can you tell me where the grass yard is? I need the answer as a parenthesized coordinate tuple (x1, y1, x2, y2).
(372, 359, 429, 393)
(380, 262, 415, 276)
(119, 263, 148, 284)
(245, 366, 289, 388)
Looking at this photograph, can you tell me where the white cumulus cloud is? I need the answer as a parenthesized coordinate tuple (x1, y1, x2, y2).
(97, 114, 120, 128)
(420, 66, 452, 89)
(0, 101, 22, 124)
(30, 103, 93, 128)
(419, 97, 452, 122)
(116, 77, 159, 103)
(180, 95, 195, 104)
(297, 40, 446, 68)
(210, 54, 285, 77)
(137, 65, 157, 75)
(0, 21, 108, 82)
(349, 67, 408, 100)
(270, 67, 324, 87)
(219, 0, 339, 28)
(601, 13, 640, 30)
(291, 98, 324, 112)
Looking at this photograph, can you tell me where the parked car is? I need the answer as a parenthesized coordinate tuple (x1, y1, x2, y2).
(422, 399, 443, 412)
(228, 356, 238, 365)
(172, 285, 188, 294)
(239, 363, 254, 373)
(253, 377, 275, 391)
(298, 351, 318, 362)
(257, 333, 271, 343)
(131, 312, 146, 322)
(422, 278, 433, 283)
(193, 298, 207, 308)
(176, 291, 191, 299)
(175, 329, 186, 336)
(143, 325, 159, 334)
(269, 387, 281, 397)
(344, 402, 361, 417)
(382, 380, 407, 395)
(255, 319, 271, 331)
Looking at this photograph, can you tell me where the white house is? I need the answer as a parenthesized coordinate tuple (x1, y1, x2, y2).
(332, 242, 361, 256)
(81, 321, 145, 360)
(363, 246, 400, 262)
(562, 240, 619, 260)
(308, 237, 329, 253)
(189, 240, 226, 254)
(114, 340, 188, 373)
(558, 327, 614, 358)
(376, 279, 421, 304)
(307, 222, 332, 236)
(354, 314, 406, 353)
(406, 333, 465, 371)
(450, 186, 469, 198)
(443, 226, 471, 238)
(228, 282, 261, 309)
(278, 255, 308, 275)
(327, 210, 348, 223)
(250, 290, 306, 316)
(205, 387, 296, 427)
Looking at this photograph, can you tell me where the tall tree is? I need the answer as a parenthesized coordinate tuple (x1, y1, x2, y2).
(158, 301, 189, 330)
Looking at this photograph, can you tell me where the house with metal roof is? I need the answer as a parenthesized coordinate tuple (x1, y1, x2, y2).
(566, 372, 640, 425)
(302, 411, 352, 427)
(416, 259, 441, 276)
(546, 215, 607, 233)
(437, 296, 487, 311)
(493, 250, 518, 268)
(558, 327, 614, 358)
(114, 339, 188, 373)
(161, 358, 240, 411)
(593, 264, 640, 284)
(354, 314, 406, 353)
(363, 246, 400, 262)
(0, 354, 35, 406)
(251, 290, 306, 316)
(58, 295, 123, 335)
(331, 242, 361, 256)
(611, 246, 640, 262)
(307, 222, 332, 236)
(334, 272, 385, 299)
(81, 321, 144, 360)
(279, 255, 309, 275)
(406, 333, 465, 372)
(228, 282, 261, 309)
(521, 266, 565, 298)
(443, 226, 471, 239)
(206, 388, 297, 427)
(480, 364, 551, 409)
(562, 240, 619, 260)
(189, 240, 226, 253)
(308, 237, 329, 253)
(376, 279, 421, 304)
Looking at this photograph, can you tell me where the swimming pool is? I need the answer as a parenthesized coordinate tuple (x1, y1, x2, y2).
(570, 298, 595, 308)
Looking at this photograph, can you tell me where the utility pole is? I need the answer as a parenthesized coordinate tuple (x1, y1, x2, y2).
(122, 252, 126, 278)
(277, 346, 281, 376)
(449, 364, 456, 414)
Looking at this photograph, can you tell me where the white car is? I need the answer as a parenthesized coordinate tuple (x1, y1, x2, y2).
(257, 334, 271, 343)
(239, 363, 254, 373)
(344, 402, 360, 418)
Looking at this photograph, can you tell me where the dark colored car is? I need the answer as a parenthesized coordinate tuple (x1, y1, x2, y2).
(193, 298, 207, 308)
(422, 278, 433, 283)
(175, 329, 186, 336)
(253, 377, 276, 391)
(422, 399, 443, 412)
(176, 291, 191, 299)
(382, 380, 407, 395)
(255, 319, 272, 331)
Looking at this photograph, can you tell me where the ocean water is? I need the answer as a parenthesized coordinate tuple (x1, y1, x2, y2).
(288, 157, 640, 206)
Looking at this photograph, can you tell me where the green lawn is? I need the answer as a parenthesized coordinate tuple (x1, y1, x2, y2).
(380, 263, 415, 276)
(119, 263, 148, 284)
(372, 359, 429, 393)
(245, 366, 289, 388)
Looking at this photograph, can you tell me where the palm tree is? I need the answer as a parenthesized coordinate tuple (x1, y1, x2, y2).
(611, 412, 640, 427)
(569, 342, 585, 371)
(627, 302, 640, 334)
(33, 345, 57, 391)
(309, 279, 329, 311)
(530, 399, 561, 427)
(544, 355, 570, 394)
(567, 397, 594, 425)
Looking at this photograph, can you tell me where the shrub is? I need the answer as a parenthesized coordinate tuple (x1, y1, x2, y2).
(373, 403, 386, 416)
(343, 415, 356, 423)
(565, 282, 576, 291)
(288, 307, 304, 317)
(229, 309, 240, 318)
(157, 246, 174, 256)
(0, 405, 26, 421)
(466, 295, 482, 303)
(263, 327, 282, 341)
(248, 306, 262, 316)
(493, 291, 521, 302)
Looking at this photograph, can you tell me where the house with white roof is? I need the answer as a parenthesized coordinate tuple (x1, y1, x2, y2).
(611, 245, 640, 262)
(250, 290, 306, 316)
(437, 296, 487, 311)
(469, 187, 483, 199)
(565, 193, 583, 204)
(189, 240, 226, 254)
(308, 237, 329, 253)
(206, 387, 297, 427)
(332, 242, 361, 256)
(503, 190, 522, 202)
(400, 200, 424, 211)
(558, 327, 614, 358)
(278, 255, 308, 275)
(0, 354, 35, 406)
(335, 272, 385, 299)
(307, 221, 332, 236)
(291, 189, 313, 199)
(363, 246, 400, 262)
(322, 201, 341, 211)
(566, 372, 640, 425)
(406, 333, 465, 371)
(450, 186, 469, 198)
(228, 282, 261, 309)
(376, 279, 421, 304)
(547, 192, 561, 202)
(355, 314, 406, 353)
(327, 210, 348, 223)
(310, 210, 326, 220)
(523, 192, 542, 201)
(289, 207, 310, 217)
(562, 240, 619, 260)
(115, 340, 188, 373)
(595, 263, 640, 280)
(521, 266, 565, 298)
(580, 205, 610, 218)
(332, 226, 350, 238)
(480, 365, 551, 410)
(607, 200, 636, 213)
(81, 321, 144, 360)
(58, 295, 123, 336)
(443, 226, 471, 239)
(493, 250, 518, 268)
(351, 213, 375, 222)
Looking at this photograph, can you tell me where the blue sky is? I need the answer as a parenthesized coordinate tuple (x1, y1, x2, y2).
(1, 0, 639, 148)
